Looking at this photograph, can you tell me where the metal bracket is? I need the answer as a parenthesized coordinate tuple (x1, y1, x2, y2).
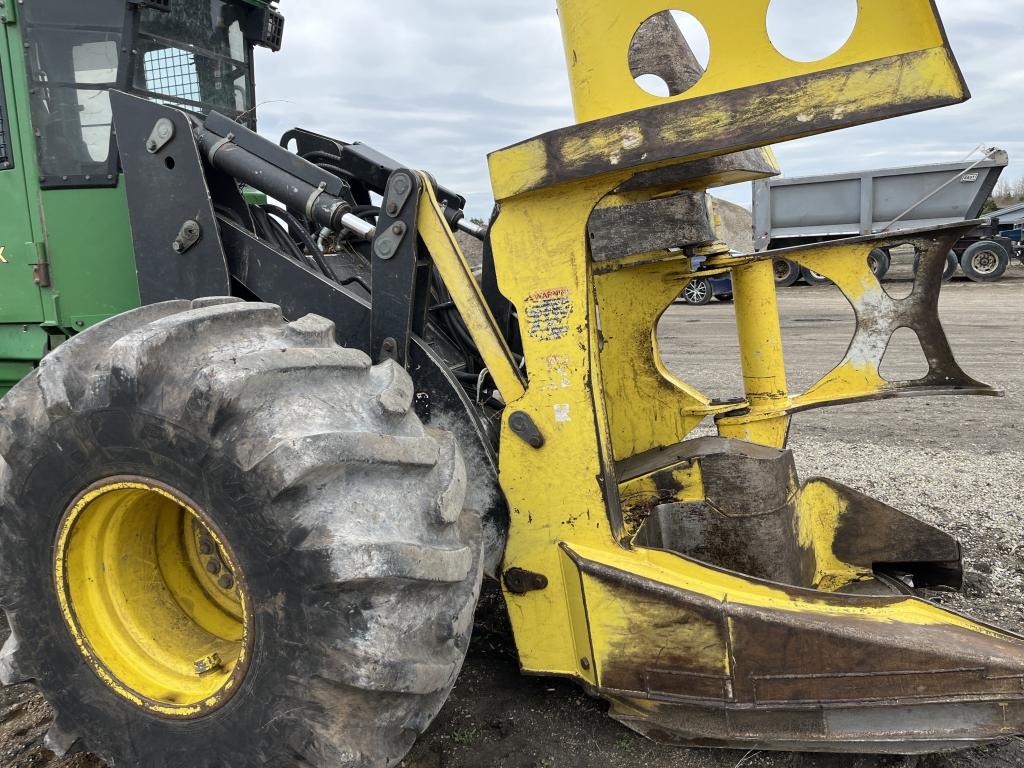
(370, 170, 431, 367)
(509, 411, 545, 449)
(383, 172, 414, 218)
(0, 0, 17, 25)
(172, 220, 202, 254)
(145, 118, 175, 154)
(304, 181, 327, 221)
(32, 262, 51, 288)
(206, 133, 235, 165)
(373, 220, 407, 261)
(110, 92, 231, 303)
(504, 567, 549, 594)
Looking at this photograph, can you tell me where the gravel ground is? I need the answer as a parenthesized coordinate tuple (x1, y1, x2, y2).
(1, 260, 1020, 767)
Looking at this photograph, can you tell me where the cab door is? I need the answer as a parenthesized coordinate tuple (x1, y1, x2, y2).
(0, 16, 44, 324)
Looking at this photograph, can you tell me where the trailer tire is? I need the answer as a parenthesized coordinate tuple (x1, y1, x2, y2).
(772, 258, 801, 288)
(801, 267, 832, 286)
(0, 299, 482, 768)
(868, 249, 890, 280)
(913, 250, 958, 282)
(961, 241, 1009, 282)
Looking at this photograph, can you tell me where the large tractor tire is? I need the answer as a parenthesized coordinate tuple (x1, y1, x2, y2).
(0, 298, 482, 767)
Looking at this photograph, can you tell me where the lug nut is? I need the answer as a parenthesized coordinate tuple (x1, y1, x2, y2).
(198, 538, 214, 556)
(218, 574, 234, 590)
(206, 559, 221, 575)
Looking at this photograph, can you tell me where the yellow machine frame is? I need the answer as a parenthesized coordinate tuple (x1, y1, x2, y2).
(415, 0, 1024, 752)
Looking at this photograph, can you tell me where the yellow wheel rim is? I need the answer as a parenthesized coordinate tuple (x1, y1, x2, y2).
(54, 478, 252, 718)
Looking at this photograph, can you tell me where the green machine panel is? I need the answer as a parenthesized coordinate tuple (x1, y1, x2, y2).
(0, 19, 43, 325)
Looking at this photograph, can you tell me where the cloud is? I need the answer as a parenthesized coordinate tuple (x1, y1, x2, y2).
(255, 0, 1024, 217)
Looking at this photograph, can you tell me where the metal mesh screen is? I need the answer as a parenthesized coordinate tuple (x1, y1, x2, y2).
(143, 46, 200, 103)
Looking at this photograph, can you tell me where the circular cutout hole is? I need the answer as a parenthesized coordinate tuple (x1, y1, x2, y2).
(164, 156, 176, 170)
(767, 0, 858, 63)
(634, 73, 671, 97)
(631, 10, 711, 97)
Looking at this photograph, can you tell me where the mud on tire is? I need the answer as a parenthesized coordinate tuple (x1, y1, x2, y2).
(0, 299, 483, 767)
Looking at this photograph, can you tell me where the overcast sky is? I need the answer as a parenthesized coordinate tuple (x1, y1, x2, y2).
(255, 0, 1024, 218)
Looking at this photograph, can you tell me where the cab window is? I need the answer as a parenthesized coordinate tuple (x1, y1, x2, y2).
(20, 0, 127, 187)
(132, 0, 255, 126)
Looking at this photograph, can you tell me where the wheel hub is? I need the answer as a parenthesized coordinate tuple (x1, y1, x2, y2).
(54, 478, 252, 718)
(684, 280, 708, 302)
(972, 250, 998, 274)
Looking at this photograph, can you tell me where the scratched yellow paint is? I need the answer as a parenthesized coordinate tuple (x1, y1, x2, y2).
(618, 460, 704, 531)
(459, 0, 1015, 693)
(594, 259, 737, 461)
(790, 239, 901, 409)
(568, 542, 1012, 635)
(417, 175, 527, 402)
(557, 0, 959, 123)
(796, 481, 872, 591)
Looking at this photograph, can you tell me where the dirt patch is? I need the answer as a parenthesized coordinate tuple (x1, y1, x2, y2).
(0, 681, 102, 768)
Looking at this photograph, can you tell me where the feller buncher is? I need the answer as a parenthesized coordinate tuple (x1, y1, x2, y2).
(0, 0, 1021, 765)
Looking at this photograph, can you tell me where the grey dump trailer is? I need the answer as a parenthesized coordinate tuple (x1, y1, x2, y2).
(753, 149, 1020, 285)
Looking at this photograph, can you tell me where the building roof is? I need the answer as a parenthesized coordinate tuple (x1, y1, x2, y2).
(990, 201, 1024, 224)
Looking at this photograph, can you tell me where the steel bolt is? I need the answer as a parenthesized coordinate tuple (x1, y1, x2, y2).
(391, 223, 404, 235)
(206, 559, 222, 575)
(580, 658, 591, 670)
(218, 574, 234, 590)
(194, 653, 223, 675)
(198, 538, 214, 556)
(386, 202, 399, 216)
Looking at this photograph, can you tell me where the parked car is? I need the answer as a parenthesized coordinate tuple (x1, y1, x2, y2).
(680, 275, 733, 305)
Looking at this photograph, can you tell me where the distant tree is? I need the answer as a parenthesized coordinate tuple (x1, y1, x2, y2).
(985, 174, 1024, 212)
(470, 217, 486, 226)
